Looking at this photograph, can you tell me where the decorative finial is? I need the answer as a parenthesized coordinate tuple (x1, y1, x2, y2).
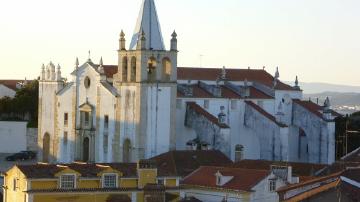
(324, 97, 331, 108)
(172, 30, 177, 38)
(87, 50, 92, 62)
(275, 66, 280, 79)
(99, 57, 103, 66)
(120, 30, 125, 38)
(41, 64, 45, 70)
(75, 57, 79, 68)
(140, 29, 146, 40)
(295, 76, 299, 87)
(263, 66, 265, 70)
(221, 66, 226, 80)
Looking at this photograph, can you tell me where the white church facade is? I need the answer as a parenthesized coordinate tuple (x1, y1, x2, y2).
(38, 0, 339, 165)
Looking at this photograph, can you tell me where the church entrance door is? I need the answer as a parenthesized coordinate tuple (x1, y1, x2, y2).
(83, 137, 90, 162)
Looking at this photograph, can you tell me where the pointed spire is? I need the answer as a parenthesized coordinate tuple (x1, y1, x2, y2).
(324, 97, 331, 108)
(129, 0, 165, 50)
(87, 50, 92, 62)
(41, 64, 45, 80)
(56, 64, 62, 81)
(295, 76, 299, 87)
(137, 29, 147, 50)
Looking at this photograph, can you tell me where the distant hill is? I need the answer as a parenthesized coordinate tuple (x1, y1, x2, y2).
(284, 81, 360, 94)
(303, 92, 360, 115)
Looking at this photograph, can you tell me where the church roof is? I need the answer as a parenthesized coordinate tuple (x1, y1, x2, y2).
(177, 67, 297, 91)
(293, 99, 341, 121)
(129, 0, 165, 50)
(0, 80, 23, 91)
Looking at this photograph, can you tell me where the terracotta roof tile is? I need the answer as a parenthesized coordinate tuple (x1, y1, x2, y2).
(232, 159, 327, 177)
(17, 163, 137, 179)
(103, 65, 118, 78)
(0, 80, 22, 91)
(182, 166, 269, 192)
(187, 102, 230, 128)
(245, 100, 287, 127)
(177, 67, 297, 91)
(150, 150, 232, 177)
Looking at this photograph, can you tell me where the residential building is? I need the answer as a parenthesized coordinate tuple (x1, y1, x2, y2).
(181, 165, 300, 202)
(38, 0, 340, 165)
(2, 160, 180, 202)
(277, 168, 360, 201)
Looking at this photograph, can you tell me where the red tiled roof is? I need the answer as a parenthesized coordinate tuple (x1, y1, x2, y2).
(0, 80, 22, 91)
(103, 65, 118, 78)
(245, 100, 287, 127)
(187, 102, 230, 128)
(150, 150, 232, 177)
(182, 166, 269, 192)
(16, 163, 137, 178)
(232, 159, 326, 177)
(177, 67, 297, 91)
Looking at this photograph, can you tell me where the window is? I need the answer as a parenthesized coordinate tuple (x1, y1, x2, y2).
(13, 178, 17, 191)
(176, 99, 182, 109)
(235, 145, 244, 162)
(103, 174, 117, 188)
(64, 113, 68, 126)
(269, 179, 276, 192)
(64, 131, 68, 145)
(157, 179, 165, 185)
(103, 133, 108, 154)
(60, 175, 75, 189)
(84, 112, 90, 126)
(104, 115, 109, 129)
(84, 76, 91, 88)
(231, 100, 237, 110)
(204, 100, 209, 109)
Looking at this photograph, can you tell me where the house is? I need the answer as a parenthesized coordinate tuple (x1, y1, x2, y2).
(0, 80, 24, 98)
(277, 168, 360, 201)
(2, 160, 180, 202)
(180, 165, 300, 202)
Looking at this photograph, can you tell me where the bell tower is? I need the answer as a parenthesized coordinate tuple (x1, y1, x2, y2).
(114, 0, 177, 161)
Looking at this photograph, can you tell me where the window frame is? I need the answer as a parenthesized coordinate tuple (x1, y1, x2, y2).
(269, 179, 276, 192)
(102, 173, 118, 188)
(60, 174, 76, 189)
(64, 112, 68, 126)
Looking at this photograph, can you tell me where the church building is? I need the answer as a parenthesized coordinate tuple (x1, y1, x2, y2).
(38, 0, 339, 165)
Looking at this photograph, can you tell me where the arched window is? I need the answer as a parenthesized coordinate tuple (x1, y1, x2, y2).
(123, 139, 131, 163)
(235, 144, 244, 162)
(83, 137, 90, 162)
(162, 57, 171, 81)
(122, 57, 128, 82)
(147, 57, 157, 81)
(130, 57, 136, 82)
(43, 133, 50, 162)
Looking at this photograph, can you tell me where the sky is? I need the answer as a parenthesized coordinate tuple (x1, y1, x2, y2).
(0, 0, 359, 85)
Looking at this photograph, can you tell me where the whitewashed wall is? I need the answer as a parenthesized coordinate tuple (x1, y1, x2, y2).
(0, 121, 27, 153)
(0, 85, 16, 98)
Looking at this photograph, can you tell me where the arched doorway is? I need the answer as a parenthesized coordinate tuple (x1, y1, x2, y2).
(43, 133, 50, 162)
(123, 139, 131, 163)
(83, 137, 90, 162)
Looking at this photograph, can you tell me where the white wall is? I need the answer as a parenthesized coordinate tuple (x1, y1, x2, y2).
(0, 85, 16, 98)
(0, 121, 27, 153)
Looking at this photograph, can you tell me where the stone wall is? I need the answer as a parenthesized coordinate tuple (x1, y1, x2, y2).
(26, 128, 38, 151)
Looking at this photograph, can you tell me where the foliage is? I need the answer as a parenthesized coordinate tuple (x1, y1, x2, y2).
(0, 80, 38, 127)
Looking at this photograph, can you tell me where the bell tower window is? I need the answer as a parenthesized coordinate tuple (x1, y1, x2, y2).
(147, 57, 157, 82)
(162, 57, 172, 81)
(122, 56, 128, 82)
(130, 56, 136, 82)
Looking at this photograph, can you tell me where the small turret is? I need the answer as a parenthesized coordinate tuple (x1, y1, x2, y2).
(41, 64, 45, 80)
(293, 75, 300, 90)
(170, 30, 177, 51)
(56, 64, 62, 81)
(120, 30, 126, 51)
(273, 66, 280, 88)
(137, 30, 146, 50)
